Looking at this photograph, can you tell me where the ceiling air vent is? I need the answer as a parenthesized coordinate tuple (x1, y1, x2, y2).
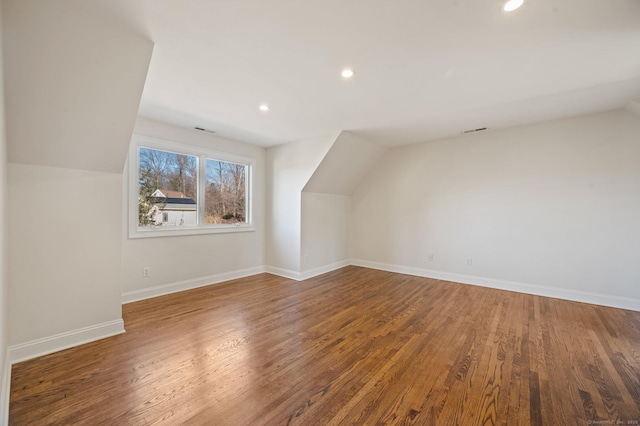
(462, 127, 487, 134)
(194, 126, 216, 134)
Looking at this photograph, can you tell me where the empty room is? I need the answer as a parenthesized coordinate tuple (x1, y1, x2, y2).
(1, 0, 640, 424)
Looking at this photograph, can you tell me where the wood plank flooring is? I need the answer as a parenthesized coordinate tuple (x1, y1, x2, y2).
(9, 266, 640, 425)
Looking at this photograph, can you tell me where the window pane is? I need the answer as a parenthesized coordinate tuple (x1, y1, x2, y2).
(138, 147, 198, 228)
(205, 159, 247, 224)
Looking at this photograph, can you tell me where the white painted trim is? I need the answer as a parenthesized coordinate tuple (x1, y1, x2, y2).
(8, 319, 125, 365)
(122, 266, 267, 304)
(122, 261, 353, 305)
(1, 351, 9, 426)
(351, 259, 640, 312)
(123, 261, 352, 304)
(265, 260, 350, 281)
(300, 259, 351, 280)
(264, 266, 303, 281)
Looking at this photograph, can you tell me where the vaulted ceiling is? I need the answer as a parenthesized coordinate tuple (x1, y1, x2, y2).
(65, 0, 640, 147)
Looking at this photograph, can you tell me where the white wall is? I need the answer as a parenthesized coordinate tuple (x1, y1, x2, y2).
(627, 100, 640, 118)
(8, 165, 124, 347)
(266, 133, 338, 275)
(122, 118, 266, 300)
(351, 110, 640, 306)
(3, 0, 153, 173)
(301, 192, 350, 273)
(2, 0, 152, 366)
(298, 131, 385, 277)
(0, 0, 9, 418)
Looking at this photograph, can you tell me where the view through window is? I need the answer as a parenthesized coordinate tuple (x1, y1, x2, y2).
(138, 147, 198, 227)
(134, 142, 251, 235)
(205, 159, 247, 224)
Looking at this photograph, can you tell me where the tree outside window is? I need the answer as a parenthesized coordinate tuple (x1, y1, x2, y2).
(205, 159, 247, 224)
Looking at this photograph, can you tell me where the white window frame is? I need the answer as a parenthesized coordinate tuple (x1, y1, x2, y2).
(128, 135, 254, 239)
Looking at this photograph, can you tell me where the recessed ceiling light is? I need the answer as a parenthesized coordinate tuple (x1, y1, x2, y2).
(259, 104, 270, 112)
(503, 0, 524, 11)
(341, 69, 355, 78)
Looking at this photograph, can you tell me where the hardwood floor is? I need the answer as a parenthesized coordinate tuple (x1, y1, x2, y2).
(9, 266, 640, 425)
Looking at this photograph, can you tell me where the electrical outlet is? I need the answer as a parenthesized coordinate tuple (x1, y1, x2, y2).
(466, 258, 473, 266)
(428, 254, 434, 262)
(143, 267, 151, 277)
(304, 255, 309, 265)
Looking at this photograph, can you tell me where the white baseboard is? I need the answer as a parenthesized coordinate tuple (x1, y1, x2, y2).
(1, 351, 9, 426)
(264, 266, 303, 281)
(122, 261, 352, 303)
(8, 319, 125, 365)
(122, 266, 267, 304)
(300, 259, 351, 280)
(351, 259, 640, 312)
(265, 260, 350, 281)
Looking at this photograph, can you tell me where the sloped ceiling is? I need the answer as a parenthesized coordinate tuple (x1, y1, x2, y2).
(4, 0, 153, 173)
(303, 132, 386, 196)
(62, 0, 640, 147)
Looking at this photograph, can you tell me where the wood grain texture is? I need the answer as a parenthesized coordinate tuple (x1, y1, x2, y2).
(10, 266, 640, 425)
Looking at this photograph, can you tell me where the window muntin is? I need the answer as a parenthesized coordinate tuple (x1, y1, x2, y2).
(129, 136, 254, 238)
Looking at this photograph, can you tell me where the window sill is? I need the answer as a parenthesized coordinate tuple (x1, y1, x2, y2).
(128, 224, 255, 239)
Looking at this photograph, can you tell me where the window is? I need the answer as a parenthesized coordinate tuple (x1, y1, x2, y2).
(129, 135, 253, 238)
(205, 159, 248, 224)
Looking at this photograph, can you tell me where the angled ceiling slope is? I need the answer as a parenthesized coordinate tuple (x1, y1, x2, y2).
(58, 0, 640, 148)
(303, 132, 387, 196)
(4, 0, 153, 173)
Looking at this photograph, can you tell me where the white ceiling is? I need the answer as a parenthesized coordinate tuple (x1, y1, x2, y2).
(70, 0, 640, 147)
